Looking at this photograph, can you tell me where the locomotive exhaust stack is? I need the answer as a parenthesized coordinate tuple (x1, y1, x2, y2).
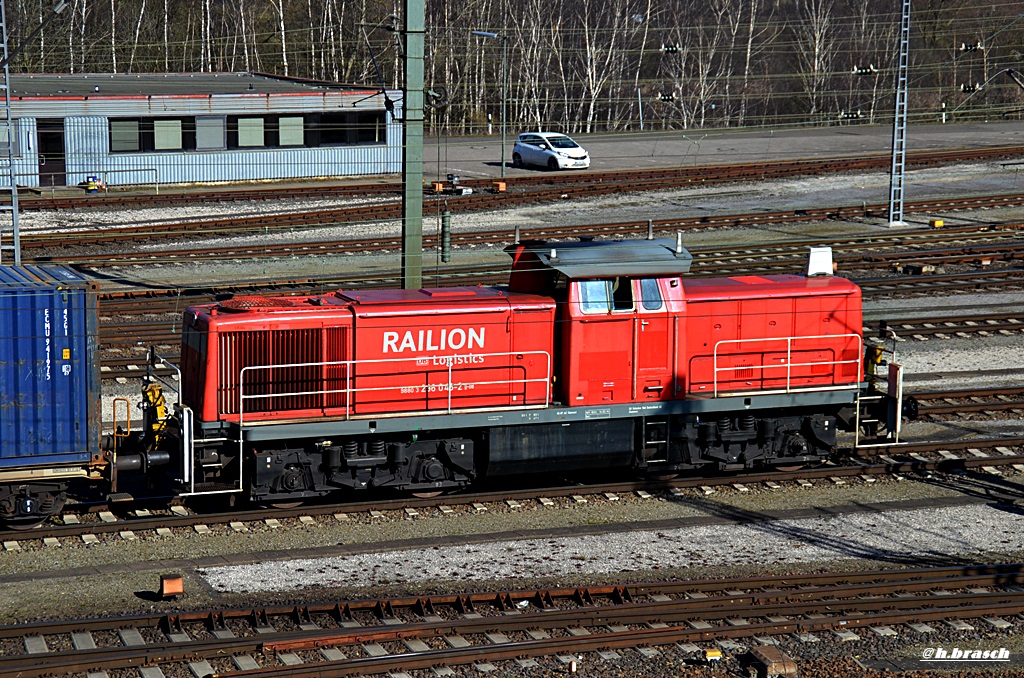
(806, 246, 835, 276)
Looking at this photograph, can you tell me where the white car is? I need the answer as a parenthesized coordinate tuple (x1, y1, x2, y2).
(512, 132, 590, 170)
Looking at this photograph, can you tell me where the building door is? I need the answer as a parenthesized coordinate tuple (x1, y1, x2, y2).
(37, 119, 66, 187)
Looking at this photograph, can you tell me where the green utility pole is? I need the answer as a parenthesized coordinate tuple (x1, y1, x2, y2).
(401, 0, 425, 289)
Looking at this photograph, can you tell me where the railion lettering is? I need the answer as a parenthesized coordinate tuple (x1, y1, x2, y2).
(382, 327, 485, 354)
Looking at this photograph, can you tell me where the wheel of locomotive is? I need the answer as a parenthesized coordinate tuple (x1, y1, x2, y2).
(512, 153, 523, 168)
(547, 157, 559, 171)
(268, 501, 304, 510)
(776, 458, 825, 473)
(411, 490, 445, 499)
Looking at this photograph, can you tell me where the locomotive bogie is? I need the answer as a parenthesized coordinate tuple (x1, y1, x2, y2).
(674, 412, 837, 469)
(247, 434, 478, 502)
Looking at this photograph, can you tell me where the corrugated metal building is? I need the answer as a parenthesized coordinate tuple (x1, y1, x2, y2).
(2, 72, 400, 188)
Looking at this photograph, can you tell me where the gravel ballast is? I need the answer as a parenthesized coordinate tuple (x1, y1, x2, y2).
(197, 503, 1024, 594)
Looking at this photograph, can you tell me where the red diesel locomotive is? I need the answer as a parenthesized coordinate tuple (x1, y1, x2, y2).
(0, 236, 903, 525)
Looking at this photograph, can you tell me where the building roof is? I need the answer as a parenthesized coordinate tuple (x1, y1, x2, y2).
(9, 72, 377, 99)
(508, 237, 694, 278)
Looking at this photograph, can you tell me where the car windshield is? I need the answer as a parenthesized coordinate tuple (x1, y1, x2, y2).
(544, 136, 579, 149)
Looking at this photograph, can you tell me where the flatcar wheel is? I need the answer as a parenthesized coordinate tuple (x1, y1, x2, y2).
(411, 490, 444, 499)
(5, 515, 51, 531)
(0, 490, 64, 530)
(775, 464, 804, 472)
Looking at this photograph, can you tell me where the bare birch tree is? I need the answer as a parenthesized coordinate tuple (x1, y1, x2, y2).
(270, 0, 289, 76)
(791, 0, 839, 120)
(109, 0, 117, 71)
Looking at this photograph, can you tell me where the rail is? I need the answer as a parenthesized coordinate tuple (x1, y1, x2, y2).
(711, 333, 862, 397)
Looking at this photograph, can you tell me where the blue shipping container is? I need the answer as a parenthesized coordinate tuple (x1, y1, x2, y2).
(0, 266, 99, 468)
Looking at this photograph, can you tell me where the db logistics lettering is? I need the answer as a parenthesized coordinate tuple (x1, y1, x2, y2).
(383, 327, 485, 354)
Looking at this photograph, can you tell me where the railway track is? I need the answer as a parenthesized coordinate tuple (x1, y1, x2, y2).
(4, 436, 1022, 544)
(909, 386, 1024, 419)
(12, 143, 1024, 214)
(866, 312, 1024, 339)
(2, 563, 1022, 676)
(84, 220, 1024, 312)
(21, 193, 1024, 267)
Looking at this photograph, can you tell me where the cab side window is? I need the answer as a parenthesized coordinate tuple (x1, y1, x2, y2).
(578, 278, 635, 313)
(639, 278, 663, 310)
(579, 280, 610, 314)
(611, 277, 633, 311)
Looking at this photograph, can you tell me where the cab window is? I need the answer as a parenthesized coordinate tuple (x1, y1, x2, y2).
(611, 277, 633, 311)
(639, 278, 663, 310)
(579, 280, 610, 314)
(578, 278, 634, 313)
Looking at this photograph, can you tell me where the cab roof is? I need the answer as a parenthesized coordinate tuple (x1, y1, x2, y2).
(507, 238, 693, 279)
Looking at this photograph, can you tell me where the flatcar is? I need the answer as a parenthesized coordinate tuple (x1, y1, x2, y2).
(0, 236, 905, 526)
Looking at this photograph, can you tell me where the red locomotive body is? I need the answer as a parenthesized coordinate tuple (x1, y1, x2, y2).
(150, 236, 897, 504)
(554, 273, 862, 406)
(681, 275, 862, 396)
(182, 287, 555, 424)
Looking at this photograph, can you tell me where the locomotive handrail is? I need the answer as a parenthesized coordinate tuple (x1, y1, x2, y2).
(236, 350, 553, 430)
(711, 333, 863, 397)
(146, 348, 182, 407)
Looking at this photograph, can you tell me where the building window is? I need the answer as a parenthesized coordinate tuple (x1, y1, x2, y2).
(279, 116, 304, 146)
(110, 110, 384, 153)
(154, 119, 182, 150)
(110, 119, 140, 152)
(195, 116, 226, 150)
(353, 112, 385, 143)
(307, 112, 386, 146)
(237, 117, 264, 147)
(0, 119, 21, 157)
(110, 117, 196, 153)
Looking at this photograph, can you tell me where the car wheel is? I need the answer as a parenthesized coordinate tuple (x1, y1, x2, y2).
(512, 153, 523, 169)
(547, 157, 559, 171)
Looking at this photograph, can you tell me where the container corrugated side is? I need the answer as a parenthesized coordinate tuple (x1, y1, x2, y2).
(0, 266, 100, 468)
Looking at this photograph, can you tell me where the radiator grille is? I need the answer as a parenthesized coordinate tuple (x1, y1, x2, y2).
(218, 329, 324, 415)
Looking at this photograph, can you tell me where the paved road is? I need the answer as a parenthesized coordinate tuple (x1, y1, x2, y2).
(423, 120, 1024, 181)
